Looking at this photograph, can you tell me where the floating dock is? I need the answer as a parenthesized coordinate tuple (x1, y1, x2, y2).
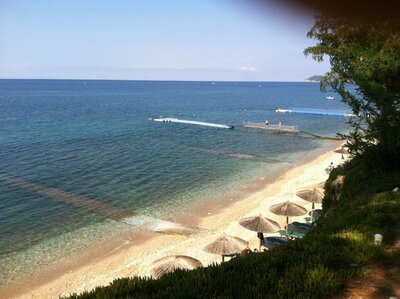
(148, 117, 234, 129)
(275, 108, 356, 117)
(243, 122, 300, 133)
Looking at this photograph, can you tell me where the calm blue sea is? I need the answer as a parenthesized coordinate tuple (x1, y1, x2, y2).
(0, 79, 349, 285)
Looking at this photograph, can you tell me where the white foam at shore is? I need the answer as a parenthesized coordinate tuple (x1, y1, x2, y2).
(123, 215, 202, 236)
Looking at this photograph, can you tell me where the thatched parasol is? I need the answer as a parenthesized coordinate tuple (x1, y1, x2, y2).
(334, 147, 349, 160)
(334, 147, 348, 154)
(296, 187, 324, 221)
(203, 234, 248, 262)
(239, 214, 280, 251)
(296, 187, 324, 203)
(151, 255, 203, 278)
(269, 201, 307, 235)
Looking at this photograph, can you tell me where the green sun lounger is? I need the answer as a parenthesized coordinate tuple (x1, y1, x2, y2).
(278, 229, 305, 239)
(292, 221, 312, 229)
(288, 223, 311, 234)
(262, 236, 289, 249)
(304, 216, 314, 223)
(310, 209, 322, 215)
(305, 209, 322, 223)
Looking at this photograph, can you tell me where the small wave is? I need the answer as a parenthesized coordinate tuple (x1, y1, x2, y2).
(122, 215, 203, 236)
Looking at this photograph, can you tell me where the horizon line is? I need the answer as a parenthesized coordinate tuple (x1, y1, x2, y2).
(0, 78, 319, 83)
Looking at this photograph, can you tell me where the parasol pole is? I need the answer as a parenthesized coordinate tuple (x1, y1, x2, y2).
(286, 216, 289, 236)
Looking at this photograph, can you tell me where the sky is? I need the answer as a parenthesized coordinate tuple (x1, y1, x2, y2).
(0, 0, 330, 81)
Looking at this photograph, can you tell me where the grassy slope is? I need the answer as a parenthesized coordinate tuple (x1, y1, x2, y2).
(68, 157, 400, 299)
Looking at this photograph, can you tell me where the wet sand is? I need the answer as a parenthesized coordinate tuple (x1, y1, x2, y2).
(5, 142, 345, 299)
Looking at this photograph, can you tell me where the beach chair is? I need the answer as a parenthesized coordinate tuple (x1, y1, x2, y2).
(304, 217, 318, 223)
(288, 223, 311, 234)
(278, 229, 305, 239)
(292, 221, 313, 229)
(262, 236, 289, 250)
(309, 209, 322, 216)
(304, 216, 314, 223)
(305, 209, 322, 223)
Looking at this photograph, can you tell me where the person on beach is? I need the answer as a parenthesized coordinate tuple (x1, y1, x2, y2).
(240, 247, 252, 256)
(335, 175, 345, 200)
(257, 232, 264, 252)
(325, 162, 334, 173)
(265, 119, 269, 126)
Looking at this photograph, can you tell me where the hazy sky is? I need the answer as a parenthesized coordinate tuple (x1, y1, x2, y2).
(0, 0, 330, 81)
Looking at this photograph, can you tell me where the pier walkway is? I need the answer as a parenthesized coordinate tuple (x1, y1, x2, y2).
(243, 122, 300, 133)
(242, 122, 342, 140)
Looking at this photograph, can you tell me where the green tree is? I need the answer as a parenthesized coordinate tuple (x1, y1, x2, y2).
(304, 17, 400, 168)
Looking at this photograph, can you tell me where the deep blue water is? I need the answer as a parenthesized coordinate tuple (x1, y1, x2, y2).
(0, 79, 349, 284)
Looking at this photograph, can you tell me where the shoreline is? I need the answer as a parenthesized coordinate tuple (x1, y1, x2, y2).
(5, 141, 344, 299)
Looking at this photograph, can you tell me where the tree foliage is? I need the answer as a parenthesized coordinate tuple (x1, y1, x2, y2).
(304, 17, 400, 167)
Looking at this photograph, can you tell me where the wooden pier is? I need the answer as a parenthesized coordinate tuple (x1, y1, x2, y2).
(243, 122, 300, 133)
(242, 122, 343, 140)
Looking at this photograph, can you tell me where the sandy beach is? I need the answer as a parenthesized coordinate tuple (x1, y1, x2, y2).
(6, 144, 345, 299)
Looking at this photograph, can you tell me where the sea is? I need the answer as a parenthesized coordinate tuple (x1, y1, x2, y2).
(0, 79, 350, 288)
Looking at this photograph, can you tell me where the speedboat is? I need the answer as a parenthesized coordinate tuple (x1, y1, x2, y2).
(275, 108, 290, 113)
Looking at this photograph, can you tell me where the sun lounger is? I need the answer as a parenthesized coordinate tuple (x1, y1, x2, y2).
(292, 221, 312, 229)
(288, 224, 310, 234)
(305, 209, 322, 222)
(308, 209, 322, 218)
(262, 236, 289, 249)
(304, 216, 314, 223)
(278, 229, 305, 239)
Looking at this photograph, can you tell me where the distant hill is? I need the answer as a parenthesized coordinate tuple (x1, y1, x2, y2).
(304, 75, 323, 82)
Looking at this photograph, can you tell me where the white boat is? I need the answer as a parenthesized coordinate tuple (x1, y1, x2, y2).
(275, 108, 291, 113)
(326, 96, 335, 100)
(344, 113, 357, 117)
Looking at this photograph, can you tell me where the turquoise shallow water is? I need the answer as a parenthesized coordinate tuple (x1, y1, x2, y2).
(0, 79, 349, 285)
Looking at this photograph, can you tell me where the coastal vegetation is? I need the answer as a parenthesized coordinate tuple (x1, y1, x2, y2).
(66, 16, 400, 299)
(304, 17, 400, 167)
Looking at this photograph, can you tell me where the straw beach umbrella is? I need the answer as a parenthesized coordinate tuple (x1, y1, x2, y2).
(296, 187, 324, 203)
(239, 214, 280, 251)
(203, 234, 248, 262)
(334, 147, 349, 160)
(296, 187, 324, 221)
(151, 255, 203, 278)
(269, 201, 307, 235)
(334, 147, 349, 155)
